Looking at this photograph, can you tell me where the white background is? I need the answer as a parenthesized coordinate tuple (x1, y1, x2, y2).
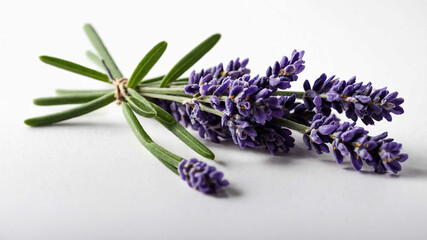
(1, 0, 427, 239)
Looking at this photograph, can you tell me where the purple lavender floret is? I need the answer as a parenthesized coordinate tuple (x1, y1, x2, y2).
(221, 113, 295, 153)
(185, 99, 231, 143)
(303, 74, 405, 125)
(303, 113, 339, 154)
(378, 140, 408, 173)
(255, 122, 295, 154)
(154, 99, 230, 143)
(222, 75, 284, 125)
(221, 114, 257, 148)
(332, 122, 407, 173)
(287, 103, 316, 126)
(304, 113, 407, 173)
(264, 50, 305, 90)
(278, 94, 299, 118)
(178, 158, 229, 193)
(302, 73, 337, 116)
(184, 58, 250, 95)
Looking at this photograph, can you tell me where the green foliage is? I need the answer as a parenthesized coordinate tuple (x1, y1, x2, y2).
(159, 34, 220, 87)
(40, 56, 110, 83)
(127, 41, 167, 88)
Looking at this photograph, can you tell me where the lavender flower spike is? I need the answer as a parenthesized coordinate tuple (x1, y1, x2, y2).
(178, 158, 229, 193)
(303, 74, 405, 125)
(304, 114, 408, 173)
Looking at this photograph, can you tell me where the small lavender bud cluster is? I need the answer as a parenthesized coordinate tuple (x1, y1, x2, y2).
(185, 58, 250, 96)
(178, 158, 229, 193)
(262, 49, 306, 90)
(304, 114, 407, 173)
(303, 74, 404, 125)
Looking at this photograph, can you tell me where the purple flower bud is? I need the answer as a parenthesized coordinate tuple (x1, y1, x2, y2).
(178, 158, 229, 193)
(303, 74, 405, 125)
(305, 114, 408, 173)
(264, 50, 305, 90)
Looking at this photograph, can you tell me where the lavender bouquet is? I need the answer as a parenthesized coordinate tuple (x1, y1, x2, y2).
(25, 24, 407, 194)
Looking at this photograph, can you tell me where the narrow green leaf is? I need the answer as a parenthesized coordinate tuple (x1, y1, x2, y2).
(127, 99, 156, 118)
(122, 102, 182, 168)
(127, 41, 168, 88)
(86, 50, 104, 69)
(158, 158, 179, 175)
(84, 24, 123, 78)
(124, 96, 156, 118)
(127, 88, 157, 117)
(148, 141, 183, 168)
(34, 93, 108, 105)
(149, 102, 175, 125)
(122, 102, 153, 143)
(39, 56, 110, 83)
(56, 89, 113, 95)
(24, 92, 115, 127)
(150, 102, 215, 160)
(159, 34, 221, 87)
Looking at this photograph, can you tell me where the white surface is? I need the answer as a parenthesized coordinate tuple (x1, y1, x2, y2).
(1, 0, 427, 239)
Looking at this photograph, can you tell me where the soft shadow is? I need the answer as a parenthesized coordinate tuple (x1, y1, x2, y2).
(398, 167, 427, 179)
(264, 145, 313, 165)
(211, 186, 242, 199)
(342, 167, 386, 176)
(342, 166, 426, 179)
(265, 154, 295, 165)
(213, 159, 227, 166)
(321, 158, 352, 167)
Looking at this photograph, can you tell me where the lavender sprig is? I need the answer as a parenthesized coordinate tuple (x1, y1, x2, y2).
(303, 113, 408, 173)
(28, 24, 408, 178)
(302, 74, 405, 125)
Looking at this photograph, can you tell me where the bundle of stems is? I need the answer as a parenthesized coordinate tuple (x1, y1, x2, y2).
(25, 24, 231, 193)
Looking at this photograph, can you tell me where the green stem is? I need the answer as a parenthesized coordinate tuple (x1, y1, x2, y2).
(138, 77, 188, 86)
(140, 92, 191, 103)
(140, 92, 223, 118)
(273, 118, 309, 134)
(196, 95, 227, 104)
(273, 91, 305, 99)
(137, 86, 191, 97)
(198, 104, 223, 117)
